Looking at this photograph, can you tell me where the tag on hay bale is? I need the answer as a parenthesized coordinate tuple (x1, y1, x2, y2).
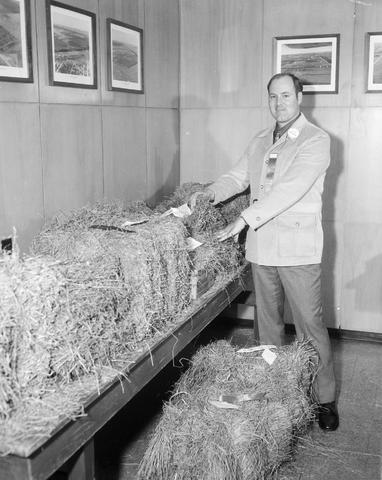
(262, 347, 277, 365)
(237, 345, 277, 354)
(209, 399, 240, 410)
(162, 203, 191, 218)
(121, 218, 149, 226)
(186, 237, 203, 251)
(190, 268, 216, 300)
(220, 392, 265, 403)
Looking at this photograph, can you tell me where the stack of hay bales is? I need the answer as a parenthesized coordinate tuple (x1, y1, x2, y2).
(138, 340, 318, 480)
(0, 187, 248, 453)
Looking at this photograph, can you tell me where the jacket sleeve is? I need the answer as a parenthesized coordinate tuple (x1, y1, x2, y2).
(241, 132, 330, 230)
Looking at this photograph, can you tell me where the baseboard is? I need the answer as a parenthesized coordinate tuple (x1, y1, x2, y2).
(285, 323, 382, 344)
(220, 310, 382, 344)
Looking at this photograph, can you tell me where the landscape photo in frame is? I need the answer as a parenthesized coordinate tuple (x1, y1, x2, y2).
(0, 0, 33, 82)
(366, 32, 382, 92)
(46, 0, 97, 88)
(275, 34, 340, 93)
(107, 18, 143, 93)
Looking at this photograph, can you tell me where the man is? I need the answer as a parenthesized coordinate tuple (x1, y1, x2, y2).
(189, 73, 339, 431)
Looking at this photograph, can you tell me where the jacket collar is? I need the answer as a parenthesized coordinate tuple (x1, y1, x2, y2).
(257, 112, 308, 142)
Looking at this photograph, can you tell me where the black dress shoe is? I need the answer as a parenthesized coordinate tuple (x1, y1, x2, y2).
(318, 401, 339, 431)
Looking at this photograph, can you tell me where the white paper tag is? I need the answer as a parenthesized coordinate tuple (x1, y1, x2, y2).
(209, 399, 239, 410)
(162, 203, 192, 218)
(220, 393, 265, 403)
(262, 348, 277, 365)
(186, 237, 203, 250)
(237, 345, 276, 354)
(121, 218, 149, 227)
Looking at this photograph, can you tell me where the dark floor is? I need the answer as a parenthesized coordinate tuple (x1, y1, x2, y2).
(93, 318, 382, 480)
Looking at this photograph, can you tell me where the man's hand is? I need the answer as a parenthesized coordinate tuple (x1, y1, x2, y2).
(215, 216, 247, 242)
(188, 188, 215, 210)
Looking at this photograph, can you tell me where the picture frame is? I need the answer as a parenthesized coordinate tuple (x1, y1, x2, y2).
(366, 32, 382, 92)
(106, 18, 143, 93)
(46, 0, 97, 88)
(274, 34, 340, 94)
(0, 0, 33, 83)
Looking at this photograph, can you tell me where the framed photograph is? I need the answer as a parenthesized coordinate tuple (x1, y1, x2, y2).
(46, 0, 97, 88)
(0, 0, 33, 82)
(275, 34, 340, 94)
(107, 18, 143, 93)
(366, 32, 382, 92)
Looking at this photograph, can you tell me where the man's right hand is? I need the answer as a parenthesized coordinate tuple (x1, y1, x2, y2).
(188, 189, 215, 210)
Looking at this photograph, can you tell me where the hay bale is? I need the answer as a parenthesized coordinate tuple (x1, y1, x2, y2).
(182, 197, 244, 296)
(192, 235, 243, 278)
(154, 181, 250, 228)
(0, 212, 192, 407)
(32, 203, 193, 342)
(0, 253, 66, 418)
(154, 182, 208, 213)
(0, 370, 118, 456)
(219, 191, 250, 225)
(0, 216, 193, 448)
(112, 216, 192, 337)
(31, 200, 153, 261)
(138, 340, 318, 480)
(0, 251, 129, 415)
(184, 198, 226, 238)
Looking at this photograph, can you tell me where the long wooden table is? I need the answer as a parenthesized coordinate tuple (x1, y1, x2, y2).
(0, 266, 250, 480)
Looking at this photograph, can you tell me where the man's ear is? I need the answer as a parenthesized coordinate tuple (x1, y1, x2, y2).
(297, 91, 303, 105)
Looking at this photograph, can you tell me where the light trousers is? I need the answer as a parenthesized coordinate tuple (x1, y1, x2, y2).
(252, 263, 336, 404)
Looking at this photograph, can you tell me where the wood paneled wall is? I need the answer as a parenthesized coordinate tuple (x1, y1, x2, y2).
(0, 0, 180, 252)
(2, 0, 381, 333)
(180, 0, 382, 334)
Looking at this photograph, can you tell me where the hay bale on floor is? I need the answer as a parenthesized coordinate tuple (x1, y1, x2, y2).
(138, 340, 318, 480)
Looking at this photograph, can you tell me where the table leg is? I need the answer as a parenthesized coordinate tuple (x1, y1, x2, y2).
(67, 440, 95, 480)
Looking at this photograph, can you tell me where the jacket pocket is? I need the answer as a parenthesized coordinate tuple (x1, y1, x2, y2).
(277, 214, 317, 257)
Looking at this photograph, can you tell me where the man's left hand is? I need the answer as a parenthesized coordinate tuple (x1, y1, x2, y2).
(215, 216, 247, 242)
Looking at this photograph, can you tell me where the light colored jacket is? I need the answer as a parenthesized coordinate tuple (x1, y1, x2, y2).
(209, 113, 330, 266)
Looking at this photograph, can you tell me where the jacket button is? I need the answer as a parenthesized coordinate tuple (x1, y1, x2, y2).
(260, 185, 264, 189)
(256, 216, 261, 221)
(295, 222, 300, 227)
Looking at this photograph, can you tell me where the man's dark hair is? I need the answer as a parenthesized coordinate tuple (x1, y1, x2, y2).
(267, 73, 303, 96)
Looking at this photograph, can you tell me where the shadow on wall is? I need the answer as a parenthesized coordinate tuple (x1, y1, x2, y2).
(303, 100, 344, 329)
(177, 95, 233, 185)
(145, 152, 179, 208)
(145, 102, 180, 208)
(346, 254, 382, 314)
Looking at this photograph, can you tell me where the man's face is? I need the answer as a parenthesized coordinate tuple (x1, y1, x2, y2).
(268, 76, 302, 126)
